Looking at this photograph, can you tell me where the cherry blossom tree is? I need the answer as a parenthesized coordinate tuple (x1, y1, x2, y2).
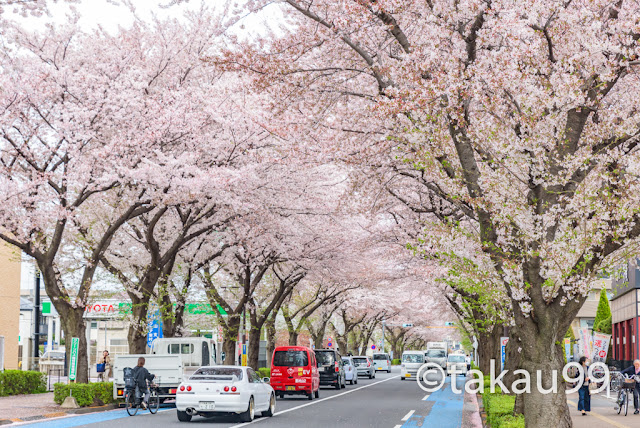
(226, 1, 640, 424)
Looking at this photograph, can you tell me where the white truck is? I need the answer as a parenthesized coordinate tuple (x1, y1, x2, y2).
(113, 337, 217, 400)
(425, 341, 448, 370)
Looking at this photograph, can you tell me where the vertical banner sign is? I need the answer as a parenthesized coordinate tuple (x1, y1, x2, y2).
(564, 338, 571, 361)
(592, 332, 611, 363)
(146, 306, 163, 349)
(500, 337, 509, 371)
(579, 328, 592, 359)
(69, 337, 79, 382)
(241, 343, 247, 366)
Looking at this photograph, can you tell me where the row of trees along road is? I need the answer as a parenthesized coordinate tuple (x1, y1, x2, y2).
(223, 1, 640, 426)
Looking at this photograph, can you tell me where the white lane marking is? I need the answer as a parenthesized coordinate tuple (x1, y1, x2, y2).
(422, 394, 429, 401)
(230, 375, 400, 427)
(401, 410, 415, 421)
(394, 425, 402, 428)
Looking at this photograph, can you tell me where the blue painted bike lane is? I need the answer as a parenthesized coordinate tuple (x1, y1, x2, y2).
(401, 376, 466, 428)
(15, 408, 172, 428)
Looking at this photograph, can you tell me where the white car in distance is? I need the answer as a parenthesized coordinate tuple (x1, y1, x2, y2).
(176, 366, 275, 423)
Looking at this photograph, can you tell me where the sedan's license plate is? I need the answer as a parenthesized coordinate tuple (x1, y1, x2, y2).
(286, 386, 296, 391)
(199, 401, 215, 410)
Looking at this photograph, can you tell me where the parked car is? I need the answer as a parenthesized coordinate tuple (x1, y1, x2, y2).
(400, 350, 425, 380)
(314, 349, 346, 390)
(341, 356, 358, 385)
(352, 356, 375, 379)
(446, 354, 468, 376)
(372, 353, 392, 373)
(176, 366, 275, 423)
(270, 346, 320, 400)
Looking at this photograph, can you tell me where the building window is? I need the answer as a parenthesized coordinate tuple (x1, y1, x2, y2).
(586, 320, 595, 330)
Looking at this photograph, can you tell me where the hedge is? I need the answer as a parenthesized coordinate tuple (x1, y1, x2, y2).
(53, 382, 115, 407)
(481, 388, 524, 428)
(0, 370, 46, 396)
(392, 359, 401, 365)
(257, 368, 271, 379)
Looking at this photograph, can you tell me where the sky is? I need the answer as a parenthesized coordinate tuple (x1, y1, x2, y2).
(13, 0, 284, 38)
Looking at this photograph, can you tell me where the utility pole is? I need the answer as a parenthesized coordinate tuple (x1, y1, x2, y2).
(382, 319, 386, 354)
(33, 269, 41, 364)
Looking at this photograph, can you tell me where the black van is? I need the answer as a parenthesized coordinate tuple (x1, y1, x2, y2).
(314, 349, 346, 390)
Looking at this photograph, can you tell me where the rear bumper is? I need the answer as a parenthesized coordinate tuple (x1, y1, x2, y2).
(176, 393, 249, 413)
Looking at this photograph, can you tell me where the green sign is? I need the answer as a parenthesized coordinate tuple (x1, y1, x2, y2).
(116, 302, 227, 316)
(69, 337, 79, 381)
(42, 302, 51, 315)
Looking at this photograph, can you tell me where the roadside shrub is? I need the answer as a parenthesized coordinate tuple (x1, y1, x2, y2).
(257, 368, 271, 378)
(391, 359, 401, 365)
(482, 393, 518, 428)
(495, 415, 525, 428)
(0, 370, 46, 396)
(54, 382, 114, 407)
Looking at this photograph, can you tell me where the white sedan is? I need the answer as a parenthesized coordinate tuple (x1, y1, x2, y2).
(176, 366, 275, 422)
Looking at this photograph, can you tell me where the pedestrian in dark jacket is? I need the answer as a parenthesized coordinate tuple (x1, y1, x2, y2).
(577, 356, 591, 416)
(132, 357, 155, 409)
(621, 359, 640, 414)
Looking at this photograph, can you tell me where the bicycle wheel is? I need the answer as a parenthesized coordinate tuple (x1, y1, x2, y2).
(625, 389, 629, 416)
(617, 390, 624, 414)
(611, 373, 623, 392)
(125, 390, 138, 416)
(148, 390, 160, 414)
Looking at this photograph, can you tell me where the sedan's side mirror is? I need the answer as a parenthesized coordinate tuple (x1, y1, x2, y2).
(262, 377, 270, 383)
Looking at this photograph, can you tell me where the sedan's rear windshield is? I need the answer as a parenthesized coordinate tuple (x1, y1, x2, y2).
(373, 354, 388, 360)
(352, 357, 368, 363)
(273, 350, 309, 367)
(342, 358, 351, 365)
(191, 368, 243, 380)
(315, 351, 336, 365)
(426, 350, 446, 358)
(402, 354, 425, 363)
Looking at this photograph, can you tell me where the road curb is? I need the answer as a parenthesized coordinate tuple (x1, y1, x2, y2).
(0, 403, 119, 425)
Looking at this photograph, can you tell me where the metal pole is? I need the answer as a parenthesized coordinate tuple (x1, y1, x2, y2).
(382, 320, 386, 354)
(33, 270, 41, 360)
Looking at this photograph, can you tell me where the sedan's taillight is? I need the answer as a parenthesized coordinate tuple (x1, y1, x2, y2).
(224, 386, 229, 392)
(231, 386, 237, 392)
(186, 385, 192, 392)
(335, 361, 339, 373)
(179, 386, 185, 391)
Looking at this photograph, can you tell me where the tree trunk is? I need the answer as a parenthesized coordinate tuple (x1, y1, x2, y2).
(222, 315, 241, 365)
(289, 331, 299, 346)
(519, 336, 571, 427)
(60, 307, 89, 383)
(128, 300, 148, 354)
(266, 316, 276, 368)
(248, 325, 261, 370)
(476, 326, 502, 374)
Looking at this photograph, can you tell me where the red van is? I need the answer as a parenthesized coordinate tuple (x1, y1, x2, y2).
(270, 346, 320, 400)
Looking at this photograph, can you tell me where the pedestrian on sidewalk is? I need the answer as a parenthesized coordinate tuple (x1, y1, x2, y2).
(621, 359, 640, 414)
(577, 356, 591, 416)
(98, 350, 112, 382)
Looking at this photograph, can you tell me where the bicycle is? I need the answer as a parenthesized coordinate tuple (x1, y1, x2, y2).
(610, 371, 623, 393)
(615, 375, 638, 416)
(124, 379, 160, 416)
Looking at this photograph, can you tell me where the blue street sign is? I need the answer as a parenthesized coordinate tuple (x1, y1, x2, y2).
(327, 342, 332, 347)
(147, 315, 163, 348)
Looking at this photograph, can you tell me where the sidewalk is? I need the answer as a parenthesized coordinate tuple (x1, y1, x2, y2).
(568, 390, 640, 428)
(0, 391, 118, 425)
(0, 393, 64, 423)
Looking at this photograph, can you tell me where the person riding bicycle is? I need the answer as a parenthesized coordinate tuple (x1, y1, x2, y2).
(132, 357, 155, 410)
(621, 359, 640, 414)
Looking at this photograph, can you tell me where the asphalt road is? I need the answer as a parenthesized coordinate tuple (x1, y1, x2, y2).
(18, 367, 469, 428)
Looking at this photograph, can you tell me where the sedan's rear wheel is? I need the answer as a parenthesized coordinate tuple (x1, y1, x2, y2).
(262, 394, 275, 417)
(240, 397, 255, 422)
(176, 410, 192, 422)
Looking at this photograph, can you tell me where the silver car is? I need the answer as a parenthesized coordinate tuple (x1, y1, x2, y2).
(341, 357, 358, 385)
(352, 356, 375, 379)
